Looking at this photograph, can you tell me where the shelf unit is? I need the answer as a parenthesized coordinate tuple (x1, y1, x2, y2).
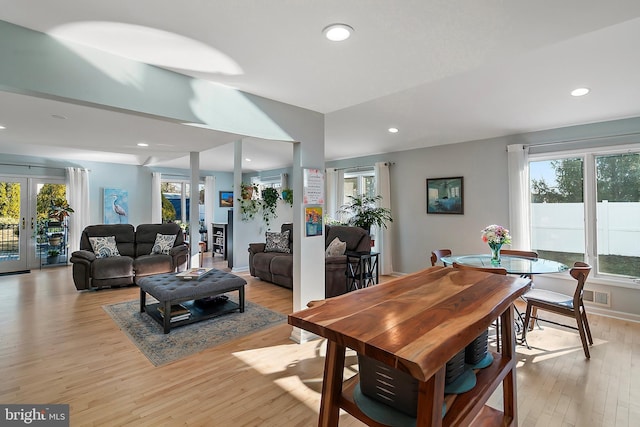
(40, 220, 68, 267)
(211, 223, 227, 260)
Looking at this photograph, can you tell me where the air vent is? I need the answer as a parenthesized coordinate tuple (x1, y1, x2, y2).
(583, 289, 610, 307)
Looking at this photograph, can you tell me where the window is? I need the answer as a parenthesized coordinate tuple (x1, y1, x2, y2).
(343, 169, 375, 205)
(161, 180, 205, 226)
(529, 149, 640, 280)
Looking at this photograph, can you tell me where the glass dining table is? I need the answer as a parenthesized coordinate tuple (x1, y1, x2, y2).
(440, 254, 569, 275)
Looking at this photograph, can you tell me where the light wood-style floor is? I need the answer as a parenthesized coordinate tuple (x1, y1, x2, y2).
(0, 256, 639, 426)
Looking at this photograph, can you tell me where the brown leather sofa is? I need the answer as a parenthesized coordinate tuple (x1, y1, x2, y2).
(248, 223, 371, 298)
(70, 223, 189, 290)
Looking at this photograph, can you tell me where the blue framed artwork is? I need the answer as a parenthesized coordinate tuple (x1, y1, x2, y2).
(426, 177, 464, 214)
(104, 188, 129, 224)
(219, 191, 234, 207)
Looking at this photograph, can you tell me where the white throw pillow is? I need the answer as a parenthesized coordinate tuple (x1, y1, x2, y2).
(325, 237, 347, 257)
(151, 233, 177, 255)
(89, 236, 120, 258)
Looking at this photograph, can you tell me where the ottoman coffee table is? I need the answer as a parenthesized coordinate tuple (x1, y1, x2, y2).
(138, 269, 247, 333)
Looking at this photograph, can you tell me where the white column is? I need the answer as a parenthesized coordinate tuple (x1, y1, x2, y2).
(189, 152, 200, 267)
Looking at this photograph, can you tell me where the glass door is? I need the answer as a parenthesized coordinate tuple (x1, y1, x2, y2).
(0, 177, 29, 273)
(31, 179, 67, 269)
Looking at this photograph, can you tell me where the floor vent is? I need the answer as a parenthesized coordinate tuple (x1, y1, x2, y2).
(583, 290, 610, 307)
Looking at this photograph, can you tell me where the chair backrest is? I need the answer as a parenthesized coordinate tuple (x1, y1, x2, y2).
(570, 262, 592, 305)
(452, 262, 507, 275)
(430, 249, 452, 266)
(500, 249, 538, 258)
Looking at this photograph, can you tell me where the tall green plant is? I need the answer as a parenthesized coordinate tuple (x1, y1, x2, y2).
(338, 194, 393, 232)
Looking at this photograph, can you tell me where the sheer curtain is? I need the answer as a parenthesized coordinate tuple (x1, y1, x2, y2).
(507, 144, 531, 249)
(374, 162, 394, 274)
(325, 168, 344, 221)
(65, 167, 90, 254)
(204, 175, 216, 250)
(151, 172, 162, 223)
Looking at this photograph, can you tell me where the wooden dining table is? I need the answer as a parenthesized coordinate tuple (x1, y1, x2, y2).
(288, 266, 531, 426)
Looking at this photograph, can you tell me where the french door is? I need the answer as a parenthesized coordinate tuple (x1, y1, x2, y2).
(0, 177, 29, 273)
(0, 176, 67, 273)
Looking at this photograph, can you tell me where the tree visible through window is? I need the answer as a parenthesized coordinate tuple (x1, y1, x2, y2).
(530, 151, 640, 279)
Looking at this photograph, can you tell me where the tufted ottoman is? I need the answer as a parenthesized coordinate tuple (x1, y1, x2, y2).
(138, 269, 247, 333)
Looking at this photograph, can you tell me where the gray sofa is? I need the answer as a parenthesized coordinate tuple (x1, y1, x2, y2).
(70, 223, 189, 290)
(248, 223, 371, 298)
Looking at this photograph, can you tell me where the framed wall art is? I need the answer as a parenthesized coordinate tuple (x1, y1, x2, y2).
(219, 191, 234, 207)
(426, 177, 464, 214)
(104, 188, 129, 224)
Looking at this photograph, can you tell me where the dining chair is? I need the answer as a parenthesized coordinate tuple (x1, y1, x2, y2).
(430, 249, 452, 266)
(452, 262, 507, 352)
(500, 249, 538, 329)
(521, 262, 593, 358)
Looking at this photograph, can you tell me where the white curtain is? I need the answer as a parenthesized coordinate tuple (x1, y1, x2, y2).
(374, 162, 394, 275)
(325, 167, 345, 222)
(65, 167, 90, 254)
(204, 175, 216, 251)
(507, 144, 531, 249)
(151, 172, 162, 223)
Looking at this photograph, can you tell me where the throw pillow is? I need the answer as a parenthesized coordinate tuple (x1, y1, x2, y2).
(89, 236, 120, 258)
(151, 233, 177, 255)
(325, 237, 347, 257)
(265, 230, 291, 253)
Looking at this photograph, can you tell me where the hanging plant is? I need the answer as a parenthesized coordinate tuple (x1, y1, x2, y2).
(261, 187, 280, 228)
(239, 199, 260, 222)
(240, 183, 257, 200)
(281, 188, 293, 206)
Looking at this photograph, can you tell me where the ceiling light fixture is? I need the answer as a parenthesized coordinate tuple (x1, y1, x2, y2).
(388, 127, 399, 133)
(323, 24, 353, 42)
(0, 125, 5, 130)
(137, 142, 149, 147)
(51, 114, 67, 120)
(245, 158, 252, 162)
(571, 87, 590, 97)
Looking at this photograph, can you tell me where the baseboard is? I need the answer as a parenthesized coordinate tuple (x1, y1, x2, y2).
(585, 305, 640, 323)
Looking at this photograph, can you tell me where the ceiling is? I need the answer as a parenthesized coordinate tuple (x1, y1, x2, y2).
(2, 1, 640, 172)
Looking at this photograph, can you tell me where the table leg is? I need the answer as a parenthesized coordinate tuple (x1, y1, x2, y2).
(500, 305, 518, 423)
(318, 340, 346, 427)
(163, 300, 171, 334)
(139, 289, 146, 313)
(239, 286, 245, 313)
(416, 366, 445, 427)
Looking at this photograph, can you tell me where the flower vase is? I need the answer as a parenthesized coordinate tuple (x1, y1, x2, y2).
(488, 242, 502, 265)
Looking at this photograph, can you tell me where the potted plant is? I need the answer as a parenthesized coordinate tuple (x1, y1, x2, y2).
(281, 188, 293, 206)
(338, 194, 393, 234)
(239, 198, 260, 222)
(240, 183, 257, 200)
(47, 249, 60, 264)
(48, 198, 74, 223)
(261, 187, 280, 228)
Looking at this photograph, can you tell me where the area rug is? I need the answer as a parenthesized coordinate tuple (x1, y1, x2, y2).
(103, 295, 286, 366)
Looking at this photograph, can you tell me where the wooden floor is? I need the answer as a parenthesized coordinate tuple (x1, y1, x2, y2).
(0, 257, 639, 426)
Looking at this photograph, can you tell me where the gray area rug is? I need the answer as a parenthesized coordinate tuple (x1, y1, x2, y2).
(103, 295, 286, 366)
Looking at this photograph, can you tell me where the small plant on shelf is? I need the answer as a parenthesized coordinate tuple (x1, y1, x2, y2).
(48, 198, 74, 223)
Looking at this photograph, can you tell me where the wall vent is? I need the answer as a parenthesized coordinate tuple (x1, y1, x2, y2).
(583, 290, 610, 307)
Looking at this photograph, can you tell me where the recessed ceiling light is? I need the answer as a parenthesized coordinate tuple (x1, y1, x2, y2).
(245, 158, 252, 162)
(388, 127, 399, 133)
(137, 142, 149, 147)
(323, 24, 353, 42)
(51, 114, 67, 120)
(571, 87, 590, 97)
(0, 125, 5, 130)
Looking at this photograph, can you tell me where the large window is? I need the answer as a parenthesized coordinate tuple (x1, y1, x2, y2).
(343, 169, 375, 204)
(529, 150, 640, 280)
(161, 180, 205, 230)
